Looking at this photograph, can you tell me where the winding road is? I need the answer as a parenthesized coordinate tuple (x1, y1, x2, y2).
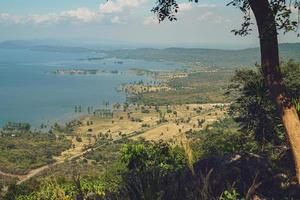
(0, 128, 148, 185)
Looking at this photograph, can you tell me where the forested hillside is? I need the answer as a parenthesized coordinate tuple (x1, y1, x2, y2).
(107, 43, 300, 68)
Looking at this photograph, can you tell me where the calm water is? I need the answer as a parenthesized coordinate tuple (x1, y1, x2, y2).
(0, 48, 181, 128)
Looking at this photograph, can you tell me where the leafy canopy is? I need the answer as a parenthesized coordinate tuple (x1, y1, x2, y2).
(121, 142, 186, 173)
(151, 0, 300, 35)
(227, 60, 300, 145)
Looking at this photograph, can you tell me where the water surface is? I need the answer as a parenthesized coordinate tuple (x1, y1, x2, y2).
(0, 48, 181, 127)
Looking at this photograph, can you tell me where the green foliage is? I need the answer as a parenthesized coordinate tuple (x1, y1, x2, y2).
(220, 189, 243, 200)
(227, 60, 300, 146)
(228, 0, 300, 36)
(11, 163, 126, 200)
(84, 140, 124, 164)
(123, 102, 129, 111)
(141, 109, 150, 114)
(16, 182, 74, 200)
(0, 131, 71, 174)
(292, 99, 300, 116)
(121, 142, 186, 173)
(117, 142, 194, 200)
(75, 177, 106, 198)
(52, 120, 79, 135)
(282, 60, 300, 98)
(2, 122, 31, 133)
(129, 72, 231, 105)
(108, 44, 300, 68)
(189, 118, 259, 158)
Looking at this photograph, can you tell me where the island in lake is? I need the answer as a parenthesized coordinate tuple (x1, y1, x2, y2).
(54, 69, 121, 75)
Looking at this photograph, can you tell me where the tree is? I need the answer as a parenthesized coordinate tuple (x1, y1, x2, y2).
(151, 0, 300, 183)
(227, 61, 300, 147)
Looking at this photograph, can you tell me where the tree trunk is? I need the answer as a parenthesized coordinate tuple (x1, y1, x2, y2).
(249, 0, 300, 183)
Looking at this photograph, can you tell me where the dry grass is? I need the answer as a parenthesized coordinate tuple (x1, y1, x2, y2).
(76, 103, 228, 144)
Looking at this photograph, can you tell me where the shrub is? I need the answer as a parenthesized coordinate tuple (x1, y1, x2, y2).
(227, 60, 300, 146)
(121, 142, 186, 173)
(190, 118, 260, 159)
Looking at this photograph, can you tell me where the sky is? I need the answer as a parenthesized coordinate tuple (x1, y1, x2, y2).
(0, 0, 299, 49)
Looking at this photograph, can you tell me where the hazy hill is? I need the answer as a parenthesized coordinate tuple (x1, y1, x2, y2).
(106, 43, 300, 68)
(2, 40, 300, 68)
(0, 40, 99, 53)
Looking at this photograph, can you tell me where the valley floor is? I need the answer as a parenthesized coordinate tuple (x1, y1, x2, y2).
(0, 103, 228, 187)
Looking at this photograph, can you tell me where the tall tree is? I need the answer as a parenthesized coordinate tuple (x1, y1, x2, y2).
(152, 0, 300, 183)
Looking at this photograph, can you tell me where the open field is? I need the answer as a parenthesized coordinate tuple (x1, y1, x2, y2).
(126, 71, 233, 105)
(76, 103, 228, 143)
(0, 102, 228, 189)
(0, 132, 71, 175)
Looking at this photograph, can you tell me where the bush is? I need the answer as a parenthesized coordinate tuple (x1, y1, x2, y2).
(141, 109, 150, 114)
(121, 142, 186, 173)
(227, 60, 300, 146)
(189, 118, 260, 159)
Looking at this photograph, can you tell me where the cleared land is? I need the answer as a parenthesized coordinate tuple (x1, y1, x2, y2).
(126, 71, 232, 105)
(77, 103, 228, 143)
(0, 103, 228, 187)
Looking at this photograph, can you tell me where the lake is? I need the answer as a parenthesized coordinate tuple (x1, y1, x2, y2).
(0, 48, 181, 128)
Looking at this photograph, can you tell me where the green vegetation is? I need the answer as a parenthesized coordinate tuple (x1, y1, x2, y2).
(0, 129, 71, 175)
(3, 8, 300, 196)
(2, 60, 300, 199)
(130, 68, 157, 76)
(0, 175, 17, 192)
(129, 72, 232, 105)
(121, 142, 185, 173)
(186, 61, 300, 162)
(52, 120, 81, 135)
(9, 141, 187, 200)
(2, 123, 31, 133)
(188, 118, 260, 159)
(107, 43, 300, 68)
(227, 60, 300, 146)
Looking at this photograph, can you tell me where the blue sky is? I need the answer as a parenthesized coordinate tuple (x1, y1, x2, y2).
(0, 0, 298, 48)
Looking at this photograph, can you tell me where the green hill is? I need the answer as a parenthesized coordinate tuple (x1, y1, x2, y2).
(106, 43, 300, 68)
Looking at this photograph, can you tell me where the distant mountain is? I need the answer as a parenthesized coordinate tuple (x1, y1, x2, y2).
(1, 40, 300, 67)
(0, 39, 63, 49)
(0, 40, 40, 49)
(105, 43, 300, 68)
(0, 40, 102, 53)
(30, 45, 99, 53)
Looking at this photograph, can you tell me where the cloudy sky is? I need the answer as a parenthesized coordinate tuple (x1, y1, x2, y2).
(0, 0, 299, 48)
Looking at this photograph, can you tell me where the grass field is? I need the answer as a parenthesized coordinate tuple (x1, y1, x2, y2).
(127, 71, 232, 105)
(0, 132, 71, 175)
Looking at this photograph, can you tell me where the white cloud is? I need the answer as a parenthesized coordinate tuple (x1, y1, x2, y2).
(142, 3, 220, 25)
(197, 11, 214, 21)
(61, 8, 99, 23)
(0, 0, 145, 26)
(197, 3, 217, 8)
(178, 3, 193, 12)
(99, 0, 145, 14)
(0, 1, 217, 26)
(1, 8, 103, 25)
(178, 3, 216, 12)
(111, 16, 122, 24)
(0, 13, 21, 24)
(197, 11, 231, 23)
(27, 13, 59, 24)
(142, 15, 159, 25)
